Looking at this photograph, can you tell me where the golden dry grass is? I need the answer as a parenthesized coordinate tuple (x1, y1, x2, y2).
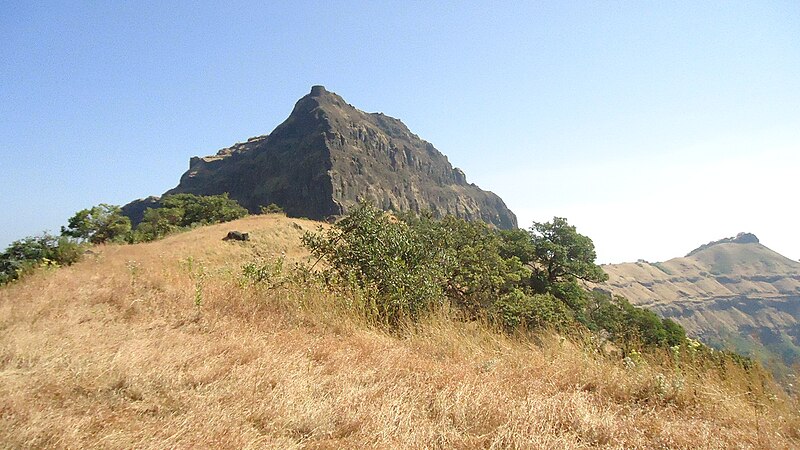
(1, 215, 799, 449)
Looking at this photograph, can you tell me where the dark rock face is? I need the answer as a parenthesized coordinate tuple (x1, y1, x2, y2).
(121, 196, 161, 227)
(223, 231, 250, 241)
(731, 232, 759, 244)
(135, 86, 517, 229)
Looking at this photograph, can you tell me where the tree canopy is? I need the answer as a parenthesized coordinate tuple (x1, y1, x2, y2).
(133, 193, 248, 242)
(61, 204, 131, 244)
(528, 217, 608, 286)
(301, 203, 686, 352)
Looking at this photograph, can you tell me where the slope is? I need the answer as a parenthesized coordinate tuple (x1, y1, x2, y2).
(602, 233, 800, 378)
(1, 219, 798, 448)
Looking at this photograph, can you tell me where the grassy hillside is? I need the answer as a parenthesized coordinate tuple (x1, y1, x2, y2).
(2, 216, 799, 448)
(602, 241, 800, 381)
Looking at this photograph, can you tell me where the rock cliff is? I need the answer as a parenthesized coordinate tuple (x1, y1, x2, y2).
(125, 86, 517, 228)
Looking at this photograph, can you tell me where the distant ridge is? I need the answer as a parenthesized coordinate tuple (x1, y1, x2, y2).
(601, 233, 800, 379)
(123, 86, 517, 229)
(686, 232, 760, 257)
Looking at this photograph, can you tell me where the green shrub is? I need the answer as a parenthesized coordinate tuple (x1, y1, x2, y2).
(62, 204, 131, 244)
(300, 204, 690, 349)
(0, 234, 84, 285)
(587, 290, 687, 350)
(260, 203, 284, 214)
(402, 214, 530, 316)
(494, 290, 573, 330)
(132, 193, 248, 242)
(302, 203, 446, 325)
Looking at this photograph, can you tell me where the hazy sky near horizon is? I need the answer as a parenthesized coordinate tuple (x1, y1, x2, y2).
(2, 1, 798, 263)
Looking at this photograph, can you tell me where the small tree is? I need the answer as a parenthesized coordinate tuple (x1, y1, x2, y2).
(528, 217, 608, 286)
(0, 233, 83, 284)
(260, 203, 284, 214)
(133, 207, 184, 242)
(62, 204, 131, 244)
(302, 203, 446, 324)
(403, 214, 529, 316)
(160, 193, 247, 226)
(131, 193, 248, 242)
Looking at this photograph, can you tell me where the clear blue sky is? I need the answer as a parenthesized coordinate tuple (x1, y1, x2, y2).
(2, 1, 798, 263)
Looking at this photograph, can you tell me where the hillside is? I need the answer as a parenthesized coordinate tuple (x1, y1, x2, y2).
(123, 86, 516, 230)
(602, 234, 800, 378)
(2, 217, 798, 448)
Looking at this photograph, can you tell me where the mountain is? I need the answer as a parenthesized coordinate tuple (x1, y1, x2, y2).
(601, 233, 800, 377)
(123, 86, 516, 229)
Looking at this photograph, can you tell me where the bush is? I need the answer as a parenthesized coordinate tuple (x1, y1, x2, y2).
(302, 203, 446, 324)
(494, 290, 573, 330)
(260, 203, 284, 214)
(401, 214, 530, 316)
(301, 204, 689, 349)
(132, 193, 248, 242)
(62, 204, 131, 244)
(587, 290, 687, 350)
(0, 234, 84, 285)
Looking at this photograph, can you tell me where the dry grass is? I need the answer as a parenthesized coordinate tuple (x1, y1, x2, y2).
(1, 215, 799, 449)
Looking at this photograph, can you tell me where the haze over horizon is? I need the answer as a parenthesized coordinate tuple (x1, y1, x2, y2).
(2, 2, 798, 264)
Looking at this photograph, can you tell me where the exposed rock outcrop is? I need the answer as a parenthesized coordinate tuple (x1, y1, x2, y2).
(124, 86, 517, 229)
(121, 196, 160, 227)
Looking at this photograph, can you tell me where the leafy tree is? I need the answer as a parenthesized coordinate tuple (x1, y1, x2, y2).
(160, 193, 247, 226)
(260, 203, 284, 214)
(133, 207, 184, 242)
(131, 193, 248, 242)
(587, 290, 687, 350)
(0, 234, 83, 285)
(62, 204, 131, 244)
(302, 203, 446, 324)
(515, 217, 609, 316)
(301, 206, 688, 351)
(528, 217, 608, 286)
(402, 214, 530, 316)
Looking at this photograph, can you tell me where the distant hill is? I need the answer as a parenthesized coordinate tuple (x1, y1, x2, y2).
(123, 86, 516, 229)
(601, 233, 800, 378)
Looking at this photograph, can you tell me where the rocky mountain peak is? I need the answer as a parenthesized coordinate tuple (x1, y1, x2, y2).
(124, 86, 517, 229)
(309, 85, 328, 97)
(731, 232, 759, 244)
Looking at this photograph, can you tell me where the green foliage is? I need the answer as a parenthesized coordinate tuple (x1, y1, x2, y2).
(132, 193, 248, 242)
(528, 217, 608, 283)
(0, 234, 83, 285)
(260, 203, 284, 214)
(62, 204, 131, 244)
(495, 218, 610, 323)
(162, 193, 248, 226)
(133, 207, 183, 242)
(402, 214, 530, 316)
(526, 217, 608, 295)
(494, 290, 573, 330)
(301, 204, 689, 351)
(302, 203, 446, 324)
(587, 290, 687, 350)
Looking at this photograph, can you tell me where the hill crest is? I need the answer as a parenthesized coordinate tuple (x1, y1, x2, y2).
(601, 234, 800, 379)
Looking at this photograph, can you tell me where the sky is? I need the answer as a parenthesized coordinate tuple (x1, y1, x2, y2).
(1, 1, 798, 263)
